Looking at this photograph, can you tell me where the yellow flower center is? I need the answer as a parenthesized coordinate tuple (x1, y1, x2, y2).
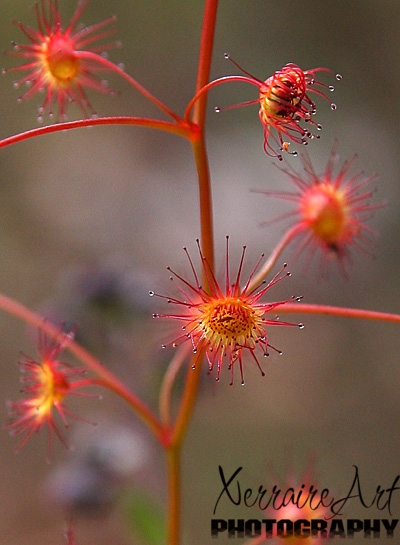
(259, 73, 303, 120)
(199, 297, 262, 347)
(35, 361, 69, 418)
(301, 183, 347, 244)
(44, 36, 79, 82)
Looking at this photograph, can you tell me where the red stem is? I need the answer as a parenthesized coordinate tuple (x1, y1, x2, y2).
(159, 344, 191, 427)
(185, 75, 259, 122)
(171, 0, 220, 449)
(166, 2, 219, 544)
(0, 116, 195, 150)
(247, 224, 304, 292)
(76, 51, 184, 123)
(279, 303, 400, 323)
(192, 0, 219, 127)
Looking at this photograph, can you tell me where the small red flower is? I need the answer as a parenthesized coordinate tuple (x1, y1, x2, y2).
(257, 142, 385, 273)
(151, 238, 302, 385)
(3, 0, 119, 121)
(6, 327, 95, 457)
(219, 56, 339, 160)
(266, 460, 334, 545)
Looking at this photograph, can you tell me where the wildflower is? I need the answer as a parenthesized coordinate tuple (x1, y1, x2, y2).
(219, 56, 340, 160)
(150, 238, 302, 385)
(6, 327, 95, 457)
(267, 460, 334, 545)
(257, 142, 384, 273)
(3, 0, 119, 121)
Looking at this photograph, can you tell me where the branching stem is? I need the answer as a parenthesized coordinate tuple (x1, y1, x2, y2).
(76, 51, 184, 123)
(279, 303, 400, 323)
(247, 224, 304, 292)
(0, 116, 195, 150)
(165, 1, 219, 544)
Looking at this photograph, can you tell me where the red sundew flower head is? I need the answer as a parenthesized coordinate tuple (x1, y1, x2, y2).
(219, 55, 340, 160)
(258, 142, 385, 274)
(3, 0, 120, 121)
(267, 460, 334, 545)
(150, 238, 303, 385)
(6, 327, 95, 459)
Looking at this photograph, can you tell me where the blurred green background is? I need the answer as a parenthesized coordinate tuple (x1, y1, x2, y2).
(0, 1, 399, 544)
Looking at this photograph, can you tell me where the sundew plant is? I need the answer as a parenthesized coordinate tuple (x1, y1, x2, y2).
(0, 1, 399, 544)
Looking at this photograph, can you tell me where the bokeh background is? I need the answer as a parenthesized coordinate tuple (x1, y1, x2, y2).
(0, 1, 399, 544)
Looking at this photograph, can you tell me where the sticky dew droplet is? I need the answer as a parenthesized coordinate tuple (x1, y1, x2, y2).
(331, 103, 337, 110)
(336, 73, 342, 81)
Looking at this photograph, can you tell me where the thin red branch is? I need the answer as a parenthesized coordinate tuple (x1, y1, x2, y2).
(0, 116, 195, 150)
